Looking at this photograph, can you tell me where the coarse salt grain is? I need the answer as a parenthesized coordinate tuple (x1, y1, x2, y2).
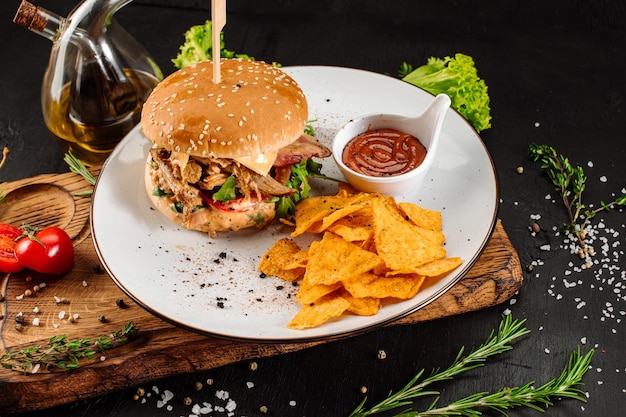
(225, 398, 237, 412)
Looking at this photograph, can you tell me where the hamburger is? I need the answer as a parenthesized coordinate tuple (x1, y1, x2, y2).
(141, 59, 331, 237)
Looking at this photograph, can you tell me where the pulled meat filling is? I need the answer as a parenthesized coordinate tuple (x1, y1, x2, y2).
(150, 148, 294, 213)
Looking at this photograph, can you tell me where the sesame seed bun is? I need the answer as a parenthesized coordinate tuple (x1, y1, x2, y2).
(140, 59, 308, 158)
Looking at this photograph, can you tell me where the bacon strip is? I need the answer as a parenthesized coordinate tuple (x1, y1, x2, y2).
(274, 134, 331, 167)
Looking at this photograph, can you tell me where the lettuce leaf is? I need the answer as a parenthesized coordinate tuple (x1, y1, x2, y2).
(275, 159, 325, 219)
(172, 20, 253, 69)
(212, 175, 237, 202)
(400, 53, 491, 133)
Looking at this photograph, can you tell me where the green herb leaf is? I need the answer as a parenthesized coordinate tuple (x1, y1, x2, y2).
(275, 159, 333, 220)
(152, 187, 172, 197)
(213, 175, 237, 202)
(401, 53, 491, 133)
(64, 152, 97, 198)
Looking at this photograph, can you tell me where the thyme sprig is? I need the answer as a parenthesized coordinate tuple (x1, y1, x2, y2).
(529, 143, 626, 249)
(64, 151, 96, 196)
(348, 315, 593, 417)
(1, 321, 137, 373)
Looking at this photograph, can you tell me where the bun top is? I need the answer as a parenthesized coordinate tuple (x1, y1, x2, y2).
(141, 59, 308, 158)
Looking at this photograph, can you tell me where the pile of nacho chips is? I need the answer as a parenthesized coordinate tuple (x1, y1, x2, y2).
(258, 184, 462, 330)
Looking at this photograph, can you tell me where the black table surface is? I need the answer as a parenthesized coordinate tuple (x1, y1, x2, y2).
(1, 1, 625, 416)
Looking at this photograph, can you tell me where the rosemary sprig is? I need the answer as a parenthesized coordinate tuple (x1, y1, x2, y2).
(414, 347, 592, 416)
(64, 151, 96, 196)
(1, 321, 137, 373)
(348, 315, 529, 417)
(529, 143, 626, 249)
(348, 315, 592, 417)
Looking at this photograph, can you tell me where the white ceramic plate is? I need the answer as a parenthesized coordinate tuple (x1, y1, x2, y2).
(91, 66, 498, 342)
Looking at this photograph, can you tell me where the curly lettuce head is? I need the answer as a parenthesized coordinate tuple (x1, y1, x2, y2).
(172, 20, 253, 69)
(401, 53, 491, 133)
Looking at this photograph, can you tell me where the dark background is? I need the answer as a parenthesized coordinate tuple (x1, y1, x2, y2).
(1, 0, 625, 416)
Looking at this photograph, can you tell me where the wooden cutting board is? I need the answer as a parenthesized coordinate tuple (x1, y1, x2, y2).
(0, 170, 522, 412)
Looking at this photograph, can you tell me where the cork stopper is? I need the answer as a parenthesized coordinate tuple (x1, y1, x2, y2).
(13, 0, 48, 32)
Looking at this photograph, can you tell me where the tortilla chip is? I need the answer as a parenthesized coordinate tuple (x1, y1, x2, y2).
(339, 288, 380, 316)
(291, 193, 370, 237)
(327, 216, 374, 243)
(337, 182, 359, 196)
(303, 232, 383, 286)
(258, 238, 305, 282)
(372, 197, 446, 271)
(398, 202, 442, 232)
(287, 294, 351, 329)
(414, 257, 463, 277)
(343, 272, 426, 299)
(283, 249, 309, 270)
(295, 280, 342, 305)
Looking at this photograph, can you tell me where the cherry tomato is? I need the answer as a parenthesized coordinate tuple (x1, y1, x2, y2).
(0, 222, 24, 273)
(15, 226, 74, 274)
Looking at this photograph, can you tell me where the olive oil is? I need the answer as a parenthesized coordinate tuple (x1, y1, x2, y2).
(44, 69, 158, 166)
(13, 0, 163, 167)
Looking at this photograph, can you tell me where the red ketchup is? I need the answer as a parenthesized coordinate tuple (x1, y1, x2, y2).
(341, 129, 427, 177)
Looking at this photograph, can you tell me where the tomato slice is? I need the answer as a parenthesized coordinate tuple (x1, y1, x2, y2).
(0, 223, 25, 273)
(201, 191, 265, 212)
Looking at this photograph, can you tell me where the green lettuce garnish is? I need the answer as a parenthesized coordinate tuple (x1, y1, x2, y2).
(172, 20, 253, 69)
(275, 159, 326, 219)
(400, 53, 491, 132)
(212, 176, 237, 202)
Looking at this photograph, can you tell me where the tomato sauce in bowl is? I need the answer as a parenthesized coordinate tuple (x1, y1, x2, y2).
(332, 94, 451, 196)
(341, 129, 426, 177)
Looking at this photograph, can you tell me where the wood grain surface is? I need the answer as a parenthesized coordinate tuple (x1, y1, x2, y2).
(0, 170, 522, 412)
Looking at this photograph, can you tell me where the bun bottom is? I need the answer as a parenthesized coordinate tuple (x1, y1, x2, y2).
(144, 154, 276, 238)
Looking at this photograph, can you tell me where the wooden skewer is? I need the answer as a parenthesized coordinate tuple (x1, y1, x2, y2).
(212, 0, 226, 84)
